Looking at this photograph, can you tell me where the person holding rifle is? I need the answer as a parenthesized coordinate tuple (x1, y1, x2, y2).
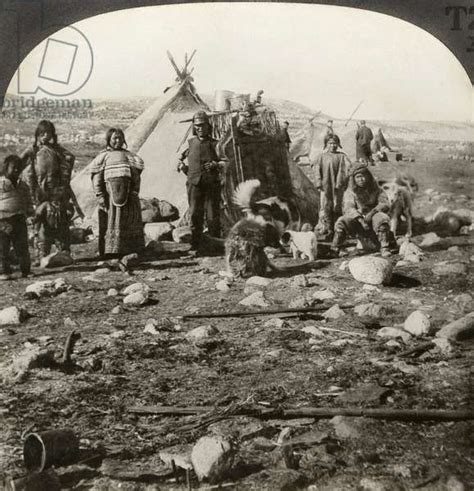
(177, 111, 226, 255)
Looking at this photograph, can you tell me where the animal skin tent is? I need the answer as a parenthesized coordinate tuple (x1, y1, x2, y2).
(72, 52, 320, 227)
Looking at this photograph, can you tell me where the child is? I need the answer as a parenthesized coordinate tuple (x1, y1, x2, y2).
(21, 120, 76, 263)
(312, 136, 350, 241)
(331, 163, 394, 257)
(89, 128, 145, 257)
(0, 155, 34, 279)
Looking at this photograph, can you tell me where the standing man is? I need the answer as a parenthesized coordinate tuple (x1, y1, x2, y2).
(281, 121, 292, 151)
(312, 136, 350, 240)
(178, 111, 225, 255)
(355, 120, 374, 164)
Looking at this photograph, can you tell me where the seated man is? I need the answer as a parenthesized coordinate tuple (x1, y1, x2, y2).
(331, 164, 394, 258)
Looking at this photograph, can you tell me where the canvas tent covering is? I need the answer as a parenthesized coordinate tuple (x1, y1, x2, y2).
(72, 53, 319, 227)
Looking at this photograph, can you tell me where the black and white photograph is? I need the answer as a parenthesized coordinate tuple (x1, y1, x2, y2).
(0, 1, 473, 489)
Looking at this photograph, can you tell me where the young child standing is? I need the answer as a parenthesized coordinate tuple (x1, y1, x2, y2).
(0, 155, 34, 280)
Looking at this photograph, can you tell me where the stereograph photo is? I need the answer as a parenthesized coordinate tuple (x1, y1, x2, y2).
(0, 1, 472, 489)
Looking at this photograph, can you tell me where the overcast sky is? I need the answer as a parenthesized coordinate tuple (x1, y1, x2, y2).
(8, 3, 473, 122)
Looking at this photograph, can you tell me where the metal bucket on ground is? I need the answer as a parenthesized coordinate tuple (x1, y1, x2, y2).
(23, 429, 80, 472)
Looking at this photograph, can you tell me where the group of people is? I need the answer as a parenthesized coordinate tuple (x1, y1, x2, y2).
(0, 113, 395, 280)
(314, 120, 396, 257)
(0, 120, 146, 280)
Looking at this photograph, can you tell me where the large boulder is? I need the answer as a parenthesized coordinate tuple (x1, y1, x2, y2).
(0, 306, 28, 325)
(144, 222, 174, 242)
(140, 198, 179, 223)
(348, 256, 393, 285)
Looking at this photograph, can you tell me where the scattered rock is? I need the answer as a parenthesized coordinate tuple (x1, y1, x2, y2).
(246, 276, 271, 287)
(302, 325, 324, 337)
(359, 477, 404, 491)
(144, 222, 174, 241)
(322, 304, 345, 320)
(239, 291, 270, 308)
(339, 260, 349, 271)
(454, 293, 473, 312)
(288, 296, 313, 309)
(432, 262, 468, 276)
(404, 310, 431, 336)
(264, 318, 288, 329)
(190, 436, 235, 483)
(25, 278, 69, 298)
(419, 232, 442, 248)
(0, 306, 28, 326)
(291, 275, 309, 288)
(107, 288, 118, 297)
(436, 312, 474, 341)
(312, 289, 335, 301)
(363, 284, 380, 292)
(159, 445, 193, 470)
(111, 306, 121, 315)
(186, 325, 218, 341)
(215, 280, 231, 292)
(122, 282, 150, 296)
(1, 346, 56, 383)
(123, 291, 149, 306)
(40, 251, 73, 268)
(330, 338, 353, 347)
(393, 361, 418, 375)
(377, 327, 412, 344)
(330, 416, 363, 439)
(348, 256, 393, 285)
(385, 339, 402, 348)
(399, 241, 424, 262)
(431, 338, 454, 356)
(354, 303, 385, 319)
(447, 245, 460, 253)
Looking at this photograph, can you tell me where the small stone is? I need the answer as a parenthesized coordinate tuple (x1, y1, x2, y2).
(122, 282, 150, 296)
(393, 361, 418, 375)
(431, 338, 454, 355)
(399, 241, 424, 262)
(419, 232, 442, 248)
(159, 446, 193, 470)
(94, 267, 111, 275)
(354, 303, 385, 319)
(359, 477, 404, 491)
(264, 318, 287, 329)
(447, 246, 460, 253)
(339, 260, 349, 271)
(404, 310, 431, 336)
(302, 325, 324, 337)
(291, 275, 309, 288)
(322, 304, 345, 320)
(312, 289, 335, 301)
(377, 327, 412, 344)
(454, 293, 473, 311)
(288, 296, 313, 309)
(348, 256, 393, 285)
(123, 291, 148, 306)
(215, 280, 230, 292)
(330, 416, 362, 439)
(143, 321, 160, 335)
(0, 306, 27, 326)
(385, 339, 401, 348)
(110, 330, 126, 339)
(40, 251, 73, 268)
(239, 291, 269, 307)
(186, 325, 218, 341)
(190, 436, 235, 483)
(362, 284, 380, 292)
(25, 278, 69, 298)
(432, 262, 468, 276)
(111, 306, 121, 314)
(107, 288, 118, 297)
(266, 349, 283, 358)
(246, 276, 271, 287)
(330, 338, 352, 347)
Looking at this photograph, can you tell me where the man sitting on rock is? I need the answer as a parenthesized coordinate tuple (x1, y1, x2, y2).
(331, 163, 395, 258)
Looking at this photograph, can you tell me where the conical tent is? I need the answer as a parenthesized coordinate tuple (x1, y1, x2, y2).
(72, 52, 320, 227)
(72, 51, 208, 218)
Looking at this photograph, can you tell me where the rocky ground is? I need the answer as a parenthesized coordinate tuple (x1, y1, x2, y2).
(0, 154, 473, 490)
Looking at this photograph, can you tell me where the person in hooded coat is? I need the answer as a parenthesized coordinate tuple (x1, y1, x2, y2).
(331, 163, 394, 257)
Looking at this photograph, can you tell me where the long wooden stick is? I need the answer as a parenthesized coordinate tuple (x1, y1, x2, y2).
(181, 304, 354, 320)
(128, 405, 474, 422)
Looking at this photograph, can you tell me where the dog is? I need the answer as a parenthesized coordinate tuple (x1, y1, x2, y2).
(381, 181, 414, 237)
(378, 173, 418, 195)
(225, 179, 282, 278)
(280, 230, 318, 261)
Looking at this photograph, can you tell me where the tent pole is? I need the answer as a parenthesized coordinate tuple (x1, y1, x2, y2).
(230, 116, 244, 183)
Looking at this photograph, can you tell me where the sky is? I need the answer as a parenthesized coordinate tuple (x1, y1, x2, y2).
(7, 3, 473, 122)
